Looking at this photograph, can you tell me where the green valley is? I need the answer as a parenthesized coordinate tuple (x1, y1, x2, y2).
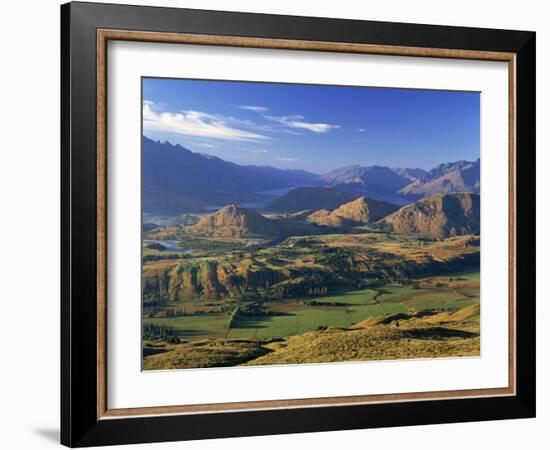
(142, 212, 480, 370)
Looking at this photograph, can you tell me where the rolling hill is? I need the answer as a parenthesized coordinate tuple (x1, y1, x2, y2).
(308, 196, 399, 227)
(377, 192, 480, 238)
(189, 204, 319, 238)
(330, 196, 399, 223)
(191, 204, 280, 238)
(306, 209, 350, 228)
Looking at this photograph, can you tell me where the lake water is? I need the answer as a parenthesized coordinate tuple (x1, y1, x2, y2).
(144, 239, 192, 252)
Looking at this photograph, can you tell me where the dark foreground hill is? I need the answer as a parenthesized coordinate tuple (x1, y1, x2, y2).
(377, 192, 480, 238)
(267, 186, 358, 213)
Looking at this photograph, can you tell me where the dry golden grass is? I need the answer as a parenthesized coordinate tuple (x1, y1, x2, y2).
(423, 303, 480, 324)
(143, 340, 270, 370)
(245, 322, 479, 366)
(245, 298, 480, 365)
(319, 233, 479, 264)
(143, 303, 480, 370)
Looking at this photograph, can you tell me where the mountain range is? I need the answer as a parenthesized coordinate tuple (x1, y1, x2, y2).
(143, 137, 480, 214)
(143, 137, 319, 213)
(320, 161, 479, 204)
(320, 165, 416, 204)
(398, 159, 480, 197)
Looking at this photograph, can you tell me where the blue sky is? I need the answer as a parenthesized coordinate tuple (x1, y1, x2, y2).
(143, 78, 479, 174)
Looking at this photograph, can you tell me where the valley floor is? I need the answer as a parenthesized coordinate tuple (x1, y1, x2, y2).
(143, 270, 480, 370)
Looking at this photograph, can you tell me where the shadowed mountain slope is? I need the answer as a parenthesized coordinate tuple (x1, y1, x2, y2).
(267, 186, 358, 213)
(143, 137, 320, 213)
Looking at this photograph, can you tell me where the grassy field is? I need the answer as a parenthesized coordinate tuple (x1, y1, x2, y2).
(227, 303, 396, 340)
(142, 228, 480, 369)
(143, 269, 479, 343)
(305, 289, 379, 305)
(143, 299, 481, 370)
(145, 312, 230, 340)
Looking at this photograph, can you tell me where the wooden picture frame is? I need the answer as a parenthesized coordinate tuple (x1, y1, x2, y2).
(61, 1, 535, 447)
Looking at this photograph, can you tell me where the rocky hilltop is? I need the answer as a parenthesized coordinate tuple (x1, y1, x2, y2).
(191, 204, 280, 238)
(307, 209, 348, 227)
(190, 204, 320, 238)
(308, 196, 398, 227)
(378, 192, 480, 238)
(330, 196, 399, 223)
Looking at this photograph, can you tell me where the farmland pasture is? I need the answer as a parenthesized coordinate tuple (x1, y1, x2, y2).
(143, 270, 479, 343)
(226, 303, 407, 340)
(145, 313, 229, 340)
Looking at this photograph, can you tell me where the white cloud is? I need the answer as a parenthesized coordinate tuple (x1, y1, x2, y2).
(143, 101, 269, 142)
(196, 142, 217, 149)
(238, 105, 269, 113)
(285, 119, 340, 133)
(358, 128, 367, 132)
(276, 157, 300, 162)
(265, 114, 340, 134)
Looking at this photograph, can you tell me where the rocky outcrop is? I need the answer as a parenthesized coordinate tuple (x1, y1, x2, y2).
(330, 196, 398, 223)
(377, 193, 480, 238)
(307, 209, 350, 228)
(308, 197, 398, 227)
(191, 204, 280, 238)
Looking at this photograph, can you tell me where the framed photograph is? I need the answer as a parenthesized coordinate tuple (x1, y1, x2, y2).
(61, 2, 536, 447)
